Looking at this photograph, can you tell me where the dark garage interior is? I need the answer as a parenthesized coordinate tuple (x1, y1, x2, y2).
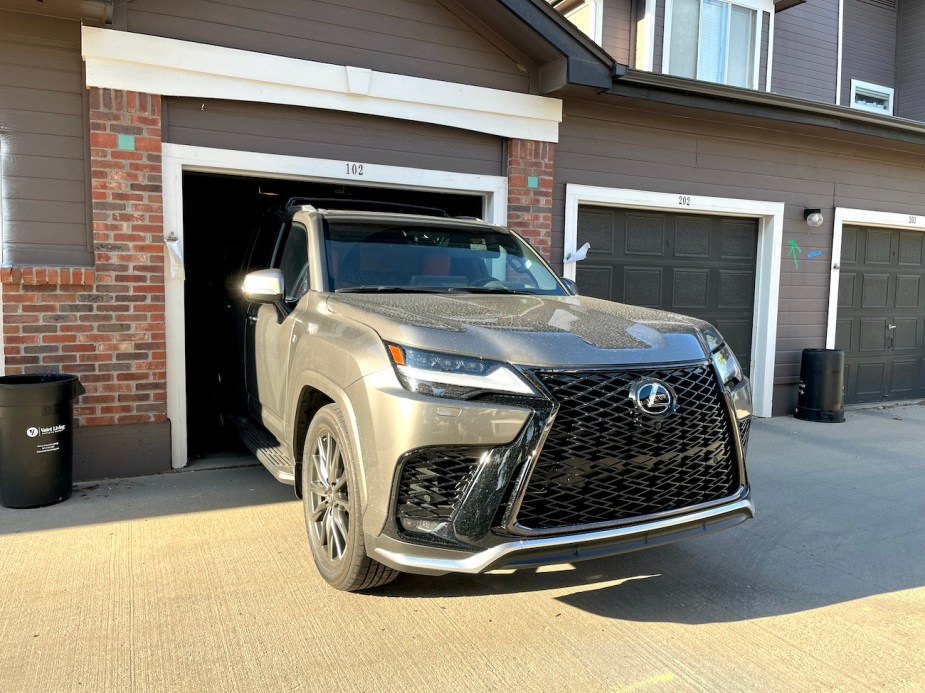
(180, 172, 483, 460)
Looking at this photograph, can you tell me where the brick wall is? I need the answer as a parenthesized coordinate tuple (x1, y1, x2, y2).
(1, 89, 166, 427)
(506, 139, 555, 261)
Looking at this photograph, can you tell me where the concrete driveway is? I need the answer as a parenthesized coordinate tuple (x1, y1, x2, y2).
(1, 403, 923, 692)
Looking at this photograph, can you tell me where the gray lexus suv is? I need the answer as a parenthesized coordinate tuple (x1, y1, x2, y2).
(233, 201, 754, 591)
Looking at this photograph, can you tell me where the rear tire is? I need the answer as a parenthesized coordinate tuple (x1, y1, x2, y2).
(302, 403, 399, 591)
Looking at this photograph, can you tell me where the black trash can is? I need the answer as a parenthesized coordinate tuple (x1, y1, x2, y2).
(795, 349, 845, 423)
(0, 373, 84, 508)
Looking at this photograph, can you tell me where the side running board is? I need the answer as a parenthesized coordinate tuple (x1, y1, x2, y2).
(227, 415, 296, 485)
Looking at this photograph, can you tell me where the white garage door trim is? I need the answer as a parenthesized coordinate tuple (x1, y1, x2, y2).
(163, 142, 509, 467)
(826, 207, 925, 349)
(563, 184, 784, 418)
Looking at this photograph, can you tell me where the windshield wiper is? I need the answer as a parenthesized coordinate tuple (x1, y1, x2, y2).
(335, 286, 444, 293)
(446, 286, 529, 294)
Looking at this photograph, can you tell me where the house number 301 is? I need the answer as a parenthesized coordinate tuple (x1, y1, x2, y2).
(345, 163, 365, 176)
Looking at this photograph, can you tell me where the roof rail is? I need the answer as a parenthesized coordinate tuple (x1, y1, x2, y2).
(285, 197, 449, 217)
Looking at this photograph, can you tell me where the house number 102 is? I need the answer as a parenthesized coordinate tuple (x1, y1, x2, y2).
(345, 163, 365, 176)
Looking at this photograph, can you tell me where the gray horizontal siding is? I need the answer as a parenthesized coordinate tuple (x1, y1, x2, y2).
(602, 0, 632, 65)
(759, 11, 769, 91)
(555, 97, 925, 406)
(114, 0, 530, 93)
(0, 11, 91, 267)
(653, 0, 665, 74)
(840, 0, 897, 107)
(896, 1, 925, 121)
(771, 0, 839, 104)
(163, 98, 503, 177)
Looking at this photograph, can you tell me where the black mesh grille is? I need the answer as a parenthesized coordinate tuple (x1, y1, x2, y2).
(738, 417, 751, 457)
(514, 365, 739, 531)
(397, 448, 482, 522)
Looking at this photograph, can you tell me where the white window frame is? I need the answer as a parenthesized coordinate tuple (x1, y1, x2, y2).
(162, 144, 508, 468)
(663, 0, 772, 91)
(849, 79, 894, 116)
(562, 184, 784, 418)
(561, 0, 604, 45)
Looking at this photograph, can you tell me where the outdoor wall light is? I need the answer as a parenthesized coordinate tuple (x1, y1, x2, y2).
(804, 209, 824, 227)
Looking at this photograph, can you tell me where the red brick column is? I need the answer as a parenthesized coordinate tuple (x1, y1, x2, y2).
(506, 139, 554, 261)
(1, 89, 166, 427)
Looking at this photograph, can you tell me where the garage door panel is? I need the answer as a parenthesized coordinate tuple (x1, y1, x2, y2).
(895, 275, 922, 308)
(671, 269, 708, 309)
(838, 273, 857, 308)
(576, 265, 615, 300)
(712, 319, 751, 363)
(835, 318, 852, 351)
(674, 217, 711, 257)
(861, 274, 889, 308)
(623, 267, 662, 308)
(856, 362, 887, 395)
(721, 222, 758, 259)
(890, 361, 916, 395)
(579, 210, 614, 253)
(625, 213, 665, 255)
(898, 233, 923, 266)
(841, 227, 858, 263)
(893, 319, 919, 351)
(718, 271, 754, 307)
(860, 319, 888, 351)
(865, 230, 893, 264)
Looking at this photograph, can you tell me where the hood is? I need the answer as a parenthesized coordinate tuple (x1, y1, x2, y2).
(326, 293, 710, 367)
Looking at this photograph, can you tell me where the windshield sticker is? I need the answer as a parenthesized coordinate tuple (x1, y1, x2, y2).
(470, 239, 488, 251)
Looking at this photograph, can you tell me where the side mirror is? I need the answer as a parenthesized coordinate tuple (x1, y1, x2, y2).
(242, 269, 285, 303)
(560, 277, 579, 296)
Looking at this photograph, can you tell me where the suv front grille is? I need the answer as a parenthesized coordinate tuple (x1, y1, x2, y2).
(396, 448, 482, 523)
(513, 365, 739, 532)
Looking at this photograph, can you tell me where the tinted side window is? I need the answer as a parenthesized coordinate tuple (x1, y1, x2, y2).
(277, 222, 309, 303)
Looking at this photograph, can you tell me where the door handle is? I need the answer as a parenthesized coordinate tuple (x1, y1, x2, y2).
(888, 324, 897, 330)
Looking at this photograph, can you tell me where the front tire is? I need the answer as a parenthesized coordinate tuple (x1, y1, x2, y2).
(302, 404, 399, 591)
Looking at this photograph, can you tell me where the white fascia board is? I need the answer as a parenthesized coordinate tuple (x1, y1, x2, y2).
(82, 27, 562, 143)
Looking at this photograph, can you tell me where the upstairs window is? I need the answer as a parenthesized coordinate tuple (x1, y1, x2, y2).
(665, 0, 769, 89)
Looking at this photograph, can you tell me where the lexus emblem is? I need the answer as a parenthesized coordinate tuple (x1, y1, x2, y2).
(629, 380, 677, 417)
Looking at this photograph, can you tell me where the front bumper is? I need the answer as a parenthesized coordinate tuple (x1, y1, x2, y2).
(369, 494, 754, 576)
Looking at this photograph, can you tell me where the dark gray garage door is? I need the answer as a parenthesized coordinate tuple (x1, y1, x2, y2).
(835, 226, 925, 404)
(576, 207, 758, 373)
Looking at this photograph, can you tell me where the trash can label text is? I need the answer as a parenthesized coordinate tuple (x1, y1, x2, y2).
(25, 424, 66, 438)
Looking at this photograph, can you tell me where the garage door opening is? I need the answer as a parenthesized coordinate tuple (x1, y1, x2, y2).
(181, 172, 484, 461)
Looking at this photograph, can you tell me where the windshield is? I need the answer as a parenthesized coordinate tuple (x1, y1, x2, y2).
(323, 220, 567, 295)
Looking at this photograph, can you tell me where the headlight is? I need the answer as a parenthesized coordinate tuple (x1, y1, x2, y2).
(385, 343, 536, 399)
(712, 343, 743, 386)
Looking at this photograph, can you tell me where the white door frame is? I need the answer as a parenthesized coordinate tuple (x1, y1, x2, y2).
(562, 184, 784, 418)
(162, 143, 509, 468)
(826, 207, 925, 349)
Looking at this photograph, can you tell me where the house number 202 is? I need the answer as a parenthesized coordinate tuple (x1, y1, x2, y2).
(678, 195, 691, 206)
(345, 163, 364, 176)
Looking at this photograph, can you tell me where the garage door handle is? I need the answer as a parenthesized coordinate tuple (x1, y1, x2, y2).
(888, 324, 897, 330)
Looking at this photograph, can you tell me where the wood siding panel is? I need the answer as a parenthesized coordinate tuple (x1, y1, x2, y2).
(163, 98, 503, 177)
(602, 0, 632, 65)
(840, 0, 897, 106)
(896, 1, 925, 121)
(771, 0, 839, 104)
(759, 11, 769, 91)
(555, 97, 925, 401)
(116, 0, 530, 93)
(0, 11, 91, 267)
